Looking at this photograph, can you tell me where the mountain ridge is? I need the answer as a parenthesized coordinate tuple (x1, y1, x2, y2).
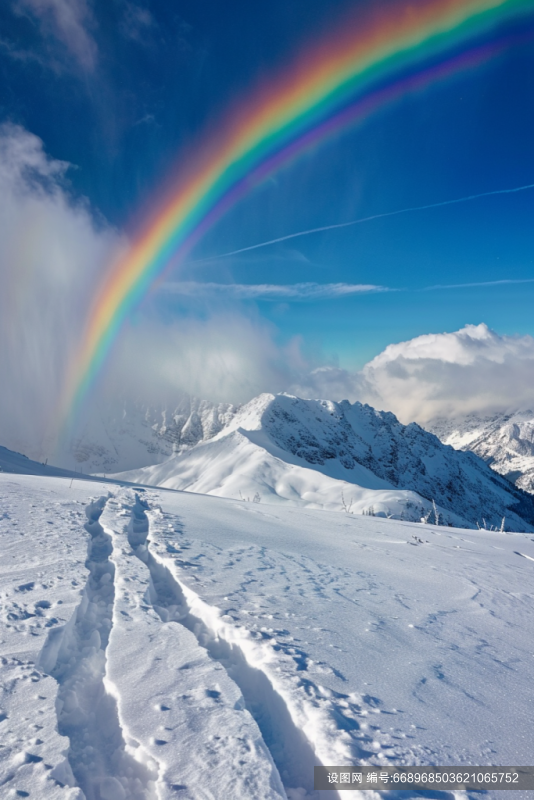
(114, 393, 534, 532)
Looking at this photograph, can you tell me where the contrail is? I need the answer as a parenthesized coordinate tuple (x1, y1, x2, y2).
(200, 183, 534, 260)
(423, 277, 534, 291)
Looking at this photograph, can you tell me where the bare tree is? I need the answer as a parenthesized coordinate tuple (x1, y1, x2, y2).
(341, 491, 354, 514)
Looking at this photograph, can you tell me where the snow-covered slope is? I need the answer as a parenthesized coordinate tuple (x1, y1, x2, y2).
(115, 393, 534, 532)
(0, 444, 88, 479)
(429, 409, 534, 495)
(1, 473, 534, 799)
(114, 427, 443, 523)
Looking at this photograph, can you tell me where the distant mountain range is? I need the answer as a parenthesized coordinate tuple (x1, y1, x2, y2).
(428, 410, 534, 495)
(55, 396, 240, 474)
(112, 393, 534, 532)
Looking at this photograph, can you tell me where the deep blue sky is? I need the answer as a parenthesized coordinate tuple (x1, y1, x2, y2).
(1, 0, 533, 370)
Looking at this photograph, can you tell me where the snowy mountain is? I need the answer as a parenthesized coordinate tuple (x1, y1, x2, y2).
(114, 393, 534, 532)
(2, 473, 534, 798)
(428, 409, 534, 495)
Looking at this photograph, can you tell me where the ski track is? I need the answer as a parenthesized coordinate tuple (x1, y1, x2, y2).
(101, 491, 288, 800)
(103, 489, 321, 799)
(40, 494, 158, 800)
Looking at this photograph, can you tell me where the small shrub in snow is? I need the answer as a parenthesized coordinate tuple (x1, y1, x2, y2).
(361, 505, 375, 516)
(421, 507, 432, 524)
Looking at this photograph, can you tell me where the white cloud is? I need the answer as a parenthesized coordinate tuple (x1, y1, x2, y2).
(162, 281, 390, 300)
(16, 0, 97, 70)
(361, 323, 534, 422)
(293, 324, 534, 423)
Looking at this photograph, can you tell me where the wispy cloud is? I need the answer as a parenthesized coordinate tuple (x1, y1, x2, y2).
(162, 281, 392, 300)
(133, 113, 157, 127)
(15, 0, 98, 71)
(119, 2, 155, 44)
(0, 35, 47, 65)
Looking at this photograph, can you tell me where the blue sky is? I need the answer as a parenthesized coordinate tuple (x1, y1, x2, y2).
(1, 0, 533, 377)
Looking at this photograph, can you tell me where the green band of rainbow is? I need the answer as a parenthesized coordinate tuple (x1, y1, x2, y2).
(60, 0, 533, 427)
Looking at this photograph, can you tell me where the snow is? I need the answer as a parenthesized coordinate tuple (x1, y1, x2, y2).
(2, 471, 534, 799)
(113, 394, 534, 532)
(0, 445, 82, 479)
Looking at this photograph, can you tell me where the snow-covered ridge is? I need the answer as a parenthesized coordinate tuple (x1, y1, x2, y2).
(114, 393, 534, 532)
(428, 409, 534, 496)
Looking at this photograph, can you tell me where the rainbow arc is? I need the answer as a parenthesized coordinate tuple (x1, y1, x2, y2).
(60, 0, 533, 428)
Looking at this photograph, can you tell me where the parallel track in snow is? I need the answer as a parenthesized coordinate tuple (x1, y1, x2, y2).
(40, 496, 158, 800)
(126, 492, 321, 799)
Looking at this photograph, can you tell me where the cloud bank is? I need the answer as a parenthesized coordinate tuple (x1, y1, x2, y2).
(293, 323, 534, 423)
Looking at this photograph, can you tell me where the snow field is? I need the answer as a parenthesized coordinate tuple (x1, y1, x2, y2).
(1, 474, 534, 799)
(0, 478, 104, 799)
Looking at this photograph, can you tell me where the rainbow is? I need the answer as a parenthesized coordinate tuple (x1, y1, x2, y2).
(61, 0, 533, 426)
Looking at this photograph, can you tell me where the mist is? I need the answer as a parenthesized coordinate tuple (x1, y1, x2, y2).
(0, 124, 306, 461)
(101, 312, 304, 409)
(0, 123, 120, 459)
